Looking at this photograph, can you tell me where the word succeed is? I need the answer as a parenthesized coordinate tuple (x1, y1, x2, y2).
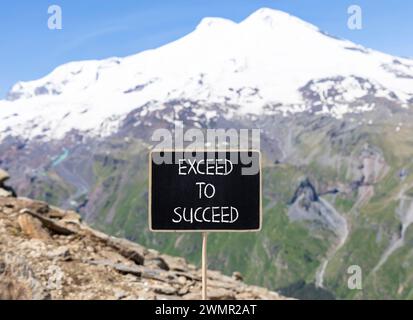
(172, 206, 239, 224)
(149, 150, 261, 232)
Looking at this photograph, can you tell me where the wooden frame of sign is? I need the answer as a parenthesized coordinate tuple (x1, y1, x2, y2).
(148, 149, 262, 232)
(148, 149, 262, 299)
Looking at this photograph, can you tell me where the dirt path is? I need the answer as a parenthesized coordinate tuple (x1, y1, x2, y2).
(373, 191, 413, 272)
(315, 197, 349, 288)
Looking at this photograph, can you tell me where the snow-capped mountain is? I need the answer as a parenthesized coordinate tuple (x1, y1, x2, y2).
(3, 8, 413, 300)
(1, 8, 413, 141)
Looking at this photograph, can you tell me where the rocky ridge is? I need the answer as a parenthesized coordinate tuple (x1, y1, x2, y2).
(0, 170, 286, 300)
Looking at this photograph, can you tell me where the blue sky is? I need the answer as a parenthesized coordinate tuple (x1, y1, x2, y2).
(0, 0, 412, 98)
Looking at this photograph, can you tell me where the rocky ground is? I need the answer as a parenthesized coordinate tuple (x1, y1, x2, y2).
(0, 169, 286, 300)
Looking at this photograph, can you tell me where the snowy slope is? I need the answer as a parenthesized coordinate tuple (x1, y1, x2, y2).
(1, 8, 413, 141)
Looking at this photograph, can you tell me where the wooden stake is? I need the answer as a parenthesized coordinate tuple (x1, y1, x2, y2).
(202, 232, 208, 300)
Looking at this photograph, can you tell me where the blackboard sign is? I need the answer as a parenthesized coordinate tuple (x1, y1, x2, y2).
(149, 150, 261, 232)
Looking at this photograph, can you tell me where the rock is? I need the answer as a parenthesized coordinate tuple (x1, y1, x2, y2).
(62, 211, 82, 223)
(1, 185, 17, 198)
(178, 285, 190, 295)
(155, 294, 182, 300)
(17, 213, 51, 240)
(0, 255, 51, 300)
(289, 178, 319, 207)
(0, 279, 31, 300)
(144, 257, 169, 271)
(151, 283, 178, 295)
(82, 226, 145, 265)
(108, 238, 146, 266)
(160, 255, 188, 272)
(0, 169, 15, 198)
(207, 279, 239, 291)
(187, 264, 197, 271)
(47, 246, 71, 261)
(0, 195, 288, 300)
(235, 292, 256, 300)
(113, 289, 128, 300)
(232, 271, 243, 281)
(0, 169, 10, 184)
(46, 265, 65, 291)
(18, 198, 49, 214)
(99, 249, 128, 264)
(0, 199, 14, 209)
(20, 239, 47, 258)
(0, 188, 12, 198)
(182, 292, 201, 300)
(177, 276, 187, 285)
(207, 288, 236, 300)
(20, 209, 76, 235)
(48, 207, 67, 219)
(171, 270, 200, 282)
(88, 259, 143, 277)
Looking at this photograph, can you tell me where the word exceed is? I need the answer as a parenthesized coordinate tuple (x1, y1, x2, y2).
(178, 158, 233, 176)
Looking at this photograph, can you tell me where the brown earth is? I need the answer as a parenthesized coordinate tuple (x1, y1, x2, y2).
(0, 173, 287, 300)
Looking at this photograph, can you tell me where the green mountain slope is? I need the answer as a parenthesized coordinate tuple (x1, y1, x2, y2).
(11, 104, 413, 300)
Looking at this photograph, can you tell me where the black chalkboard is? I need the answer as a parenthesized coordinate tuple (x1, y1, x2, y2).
(149, 150, 261, 232)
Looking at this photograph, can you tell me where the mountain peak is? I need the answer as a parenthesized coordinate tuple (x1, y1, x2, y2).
(194, 8, 319, 33)
(248, 7, 292, 19)
(242, 7, 319, 31)
(195, 17, 236, 31)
